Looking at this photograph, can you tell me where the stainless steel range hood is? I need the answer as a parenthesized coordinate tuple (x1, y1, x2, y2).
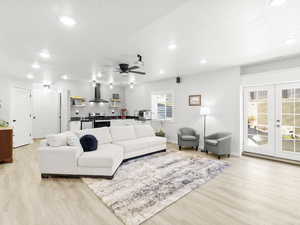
(89, 83, 109, 103)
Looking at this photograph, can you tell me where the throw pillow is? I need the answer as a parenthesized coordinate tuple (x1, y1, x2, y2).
(80, 135, 98, 152)
(67, 134, 81, 146)
(46, 133, 68, 147)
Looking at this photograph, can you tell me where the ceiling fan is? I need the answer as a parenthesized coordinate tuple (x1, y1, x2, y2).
(115, 54, 146, 76)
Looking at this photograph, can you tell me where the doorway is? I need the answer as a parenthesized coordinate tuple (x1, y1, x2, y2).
(11, 87, 32, 148)
(243, 83, 300, 161)
(32, 88, 61, 138)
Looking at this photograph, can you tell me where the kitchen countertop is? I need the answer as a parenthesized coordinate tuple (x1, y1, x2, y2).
(70, 116, 139, 122)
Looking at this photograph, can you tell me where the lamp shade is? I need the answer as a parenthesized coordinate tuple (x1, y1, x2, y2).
(200, 106, 210, 116)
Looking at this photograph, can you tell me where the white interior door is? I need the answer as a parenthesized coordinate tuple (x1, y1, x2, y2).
(32, 89, 61, 138)
(276, 83, 300, 160)
(243, 86, 275, 155)
(11, 87, 32, 148)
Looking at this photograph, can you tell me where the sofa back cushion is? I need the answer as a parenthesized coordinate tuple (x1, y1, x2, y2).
(134, 125, 155, 138)
(46, 131, 73, 147)
(110, 125, 136, 142)
(76, 127, 112, 145)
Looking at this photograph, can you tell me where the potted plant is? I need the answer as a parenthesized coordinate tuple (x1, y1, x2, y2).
(155, 120, 166, 137)
(0, 120, 9, 128)
(155, 129, 166, 137)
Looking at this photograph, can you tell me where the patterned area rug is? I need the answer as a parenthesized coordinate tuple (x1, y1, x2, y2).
(82, 151, 229, 225)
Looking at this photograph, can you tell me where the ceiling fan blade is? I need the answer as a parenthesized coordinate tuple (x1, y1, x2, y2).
(130, 71, 146, 75)
(128, 66, 139, 70)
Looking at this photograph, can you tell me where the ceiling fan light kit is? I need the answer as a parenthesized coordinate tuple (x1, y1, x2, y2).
(115, 54, 146, 76)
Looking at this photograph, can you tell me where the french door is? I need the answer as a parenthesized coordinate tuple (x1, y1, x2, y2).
(244, 83, 300, 161)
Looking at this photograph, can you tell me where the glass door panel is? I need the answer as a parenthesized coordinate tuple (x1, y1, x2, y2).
(244, 86, 275, 154)
(278, 86, 300, 156)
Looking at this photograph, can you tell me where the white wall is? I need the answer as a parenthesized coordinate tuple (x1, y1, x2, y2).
(125, 67, 241, 156)
(0, 76, 11, 122)
(241, 66, 300, 86)
(241, 55, 300, 75)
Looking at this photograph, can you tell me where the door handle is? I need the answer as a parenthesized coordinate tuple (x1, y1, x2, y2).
(276, 120, 281, 128)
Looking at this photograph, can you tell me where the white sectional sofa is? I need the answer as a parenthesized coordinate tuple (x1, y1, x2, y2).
(38, 125, 167, 179)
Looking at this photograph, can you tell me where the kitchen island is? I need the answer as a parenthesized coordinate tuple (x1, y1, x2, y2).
(69, 116, 150, 131)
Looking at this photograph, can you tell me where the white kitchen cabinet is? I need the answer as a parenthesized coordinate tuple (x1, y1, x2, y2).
(70, 121, 81, 131)
(81, 121, 93, 129)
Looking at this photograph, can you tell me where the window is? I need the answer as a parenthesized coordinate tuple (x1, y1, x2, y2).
(151, 92, 174, 120)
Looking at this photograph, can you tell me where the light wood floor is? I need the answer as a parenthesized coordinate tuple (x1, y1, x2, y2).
(1, 142, 300, 225)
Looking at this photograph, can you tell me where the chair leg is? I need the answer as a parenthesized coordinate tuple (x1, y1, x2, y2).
(218, 156, 221, 160)
(206, 150, 208, 154)
(179, 146, 181, 150)
(195, 146, 198, 151)
(228, 154, 231, 158)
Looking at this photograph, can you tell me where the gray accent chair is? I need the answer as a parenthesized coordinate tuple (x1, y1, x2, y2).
(205, 132, 232, 159)
(177, 128, 200, 150)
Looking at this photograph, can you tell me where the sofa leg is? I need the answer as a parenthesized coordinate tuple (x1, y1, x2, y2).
(179, 146, 181, 150)
(218, 156, 221, 160)
(196, 146, 198, 151)
(228, 154, 231, 158)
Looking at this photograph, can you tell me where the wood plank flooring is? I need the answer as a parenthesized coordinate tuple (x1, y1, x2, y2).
(1, 141, 300, 225)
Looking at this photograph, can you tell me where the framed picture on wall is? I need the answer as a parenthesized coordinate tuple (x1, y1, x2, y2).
(189, 95, 201, 106)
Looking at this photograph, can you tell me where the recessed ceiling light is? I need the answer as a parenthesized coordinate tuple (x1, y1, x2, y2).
(32, 62, 40, 69)
(269, 0, 286, 7)
(27, 74, 34, 79)
(159, 69, 165, 74)
(60, 16, 77, 27)
(168, 43, 177, 50)
(61, 75, 68, 80)
(285, 38, 296, 45)
(109, 83, 113, 89)
(39, 49, 51, 59)
(97, 72, 102, 78)
(130, 82, 134, 89)
(200, 59, 208, 64)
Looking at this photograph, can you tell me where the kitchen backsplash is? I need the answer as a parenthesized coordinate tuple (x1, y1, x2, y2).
(71, 104, 122, 117)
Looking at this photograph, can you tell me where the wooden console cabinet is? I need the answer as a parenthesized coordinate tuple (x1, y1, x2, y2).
(0, 128, 13, 163)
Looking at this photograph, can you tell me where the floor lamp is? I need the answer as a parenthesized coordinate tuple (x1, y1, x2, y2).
(200, 106, 210, 152)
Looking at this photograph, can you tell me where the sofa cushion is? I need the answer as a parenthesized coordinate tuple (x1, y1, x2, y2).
(78, 144, 123, 168)
(80, 135, 98, 152)
(110, 125, 136, 142)
(46, 132, 72, 147)
(76, 127, 112, 145)
(141, 136, 167, 147)
(115, 138, 149, 154)
(205, 139, 218, 146)
(134, 125, 155, 138)
(181, 135, 197, 141)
